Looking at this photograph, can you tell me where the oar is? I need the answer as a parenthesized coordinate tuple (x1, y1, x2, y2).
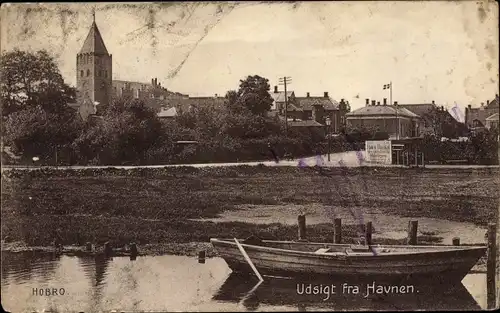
(239, 279, 264, 308)
(234, 238, 264, 282)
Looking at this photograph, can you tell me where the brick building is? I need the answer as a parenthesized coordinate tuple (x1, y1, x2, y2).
(465, 94, 499, 131)
(400, 101, 467, 138)
(269, 86, 348, 133)
(346, 98, 421, 139)
(112, 78, 188, 112)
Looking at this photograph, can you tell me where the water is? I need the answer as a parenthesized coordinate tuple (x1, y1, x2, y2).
(1, 252, 486, 312)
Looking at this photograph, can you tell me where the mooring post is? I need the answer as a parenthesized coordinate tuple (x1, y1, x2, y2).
(85, 242, 93, 252)
(104, 241, 112, 256)
(198, 250, 206, 264)
(333, 218, 342, 244)
(452, 237, 460, 246)
(130, 242, 138, 257)
(365, 221, 373, 246)
(487, 223, 497, 309)
(407, 220, 418, 245)
(298, 214, 307, 241)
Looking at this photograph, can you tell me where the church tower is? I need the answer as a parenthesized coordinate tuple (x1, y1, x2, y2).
(76, 11, 112, 116)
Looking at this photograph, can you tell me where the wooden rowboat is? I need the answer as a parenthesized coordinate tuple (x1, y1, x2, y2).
(210, 238, 486, 284)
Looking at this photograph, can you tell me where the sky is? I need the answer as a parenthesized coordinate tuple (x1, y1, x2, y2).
(1, 1, 498, 112)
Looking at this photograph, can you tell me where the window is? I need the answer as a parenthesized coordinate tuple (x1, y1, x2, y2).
(104, 71, 107, 78)
(97, 70, 100, 77)
(86, 69, 90, 77)
(80, 70, 84, 77)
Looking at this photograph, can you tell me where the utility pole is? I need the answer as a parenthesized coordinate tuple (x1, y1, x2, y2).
(279, 76, 292, 136)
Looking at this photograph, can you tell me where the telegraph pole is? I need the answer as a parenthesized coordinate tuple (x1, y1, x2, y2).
(279, 76, 292, 135)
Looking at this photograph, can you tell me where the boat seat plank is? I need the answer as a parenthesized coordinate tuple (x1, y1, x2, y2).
(314, 248, 331, 254)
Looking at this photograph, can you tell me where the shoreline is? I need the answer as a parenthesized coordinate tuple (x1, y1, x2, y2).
(1, 240, 487, 274)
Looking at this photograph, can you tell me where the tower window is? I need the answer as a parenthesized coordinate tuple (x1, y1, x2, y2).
(86, 69, 90, 77)
(80, 70, 84, 77)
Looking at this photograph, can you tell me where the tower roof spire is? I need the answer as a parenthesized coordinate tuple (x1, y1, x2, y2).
(79, 9, 109, 55)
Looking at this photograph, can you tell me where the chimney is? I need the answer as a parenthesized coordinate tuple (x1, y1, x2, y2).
(151, 78, 154, 86)
(377, 101, 380, 106)
(468, 104, 472, 109)
(432, 100, 435, 105)
(383, 98, 387, 105)
(394, 101, 398, 105)
(441, 105, 444, 111)
(365, 98, 369, 106)
(371, 100, 376, 106)
(215, 94, 218, 97)
(481, 102, 484, 107)
(158, 82, 161, 88)
(324, 92, 329, 98)
(487, 100, 490, 106)
(274, 86, 278, 93)
(306, 92, 310, 97)
(155, 78, 158, 86)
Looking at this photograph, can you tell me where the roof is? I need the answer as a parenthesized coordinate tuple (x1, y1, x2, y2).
(486, 95, 499, 110)
(271, 91, 294, 103)
(159, 96, 226, 114)
(466, 106, 497, 125)
(294, 97, 338, 110)
(157, 107, 177, 118)
(187, 97, 227, 109)
(79, 21, 109, 55)
(289, 120, 324, 127)
(486, 113, 499, 121)
(346, 105, 419, 118)
(399, 103, 435, 117)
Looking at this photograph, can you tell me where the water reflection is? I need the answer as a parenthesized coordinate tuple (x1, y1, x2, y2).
(1, 251, 61, 284)
(213, 273, 482, 311)
(1, 252, 485, 312)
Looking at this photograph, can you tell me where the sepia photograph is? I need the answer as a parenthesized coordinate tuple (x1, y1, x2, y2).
(1, 1, 499, 312)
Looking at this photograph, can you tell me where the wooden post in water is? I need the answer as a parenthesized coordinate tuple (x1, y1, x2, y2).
(85, 242, 93, 252)
(130, 242, 138, 257)
(487, 223, 497, 310)
(198, 250, 206, 264)
(407, 220, 418, 245)
(298, 214, 307, 241)
(333, 218, 342, 244)
(365, 221, 373, 245)
(452, 237, 460, 246)
(104, 241, 112, 256)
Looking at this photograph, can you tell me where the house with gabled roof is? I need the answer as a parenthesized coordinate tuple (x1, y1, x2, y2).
(485, 113, 499, 130)
(465, 94, 499, 131)
(399, 100, 467, 138)
(269, 86, 348, 133)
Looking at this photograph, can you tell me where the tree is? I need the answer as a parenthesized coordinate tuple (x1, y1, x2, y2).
(73, 97, 168, 165)
(3, 105, 83, 162)
(1, 49, 76, 116)
(228, 75, 274, 116)
(1, 50, 81, 162)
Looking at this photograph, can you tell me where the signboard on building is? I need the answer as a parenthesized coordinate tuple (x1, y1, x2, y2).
(365, 140, 392, 164)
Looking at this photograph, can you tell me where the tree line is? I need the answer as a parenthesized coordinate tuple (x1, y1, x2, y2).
(2, 49, 496, 166)
(1, 50, 331, 166)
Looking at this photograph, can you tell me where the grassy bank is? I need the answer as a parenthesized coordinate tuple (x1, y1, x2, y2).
(1, 166, 498, 249)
